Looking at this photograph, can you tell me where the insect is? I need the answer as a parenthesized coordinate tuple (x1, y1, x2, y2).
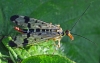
(9, 4, 92, 48)
(9, 15, 74, 47)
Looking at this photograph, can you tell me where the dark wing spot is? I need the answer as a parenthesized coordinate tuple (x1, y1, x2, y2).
(38, 33, 42, 35)
(41, 37, 43, 39)
(9, 41, 17, 47)
(38, 25, 41, 28)
(29, 29, 34, 32)
(24, 16, 30, 23)
(10, 15, 19, 21)
(27, 33, 30, 38)
(36, 29, 40, 32)
(46, 29, 49, 31)
(27, 23, 31, 28)
(23, 29, 34, 33)
(57, 32, 62, 35)
(50, 29, 52, 32)
(41, 22, 45, 24)
(23, 38, 28, 43)
(23, 38, 28, 46)
(42, 29, 45, 32)
(35, 20, 39, 23)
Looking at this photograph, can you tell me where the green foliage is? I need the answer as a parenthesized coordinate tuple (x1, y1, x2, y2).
(0, 0, 100, 63)
(2, 37, 64, 63)
(22, 55, 75, 63)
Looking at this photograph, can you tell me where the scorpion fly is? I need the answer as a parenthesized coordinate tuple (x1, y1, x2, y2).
(9, 4, 93, 48)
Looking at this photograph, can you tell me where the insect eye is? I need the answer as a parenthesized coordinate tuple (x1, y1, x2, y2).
(65, 30, 69, 36)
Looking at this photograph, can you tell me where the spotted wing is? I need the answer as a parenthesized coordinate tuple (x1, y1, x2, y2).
(10, 15, 58, 29)
(9, 28, 63, 47)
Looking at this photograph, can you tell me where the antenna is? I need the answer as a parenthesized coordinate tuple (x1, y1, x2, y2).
(71, 33, 98, 47)
(65, 3, 98, 47)
(70, 3, 91, 31)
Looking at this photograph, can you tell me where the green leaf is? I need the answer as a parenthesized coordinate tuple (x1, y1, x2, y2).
(22, 55, 75, 63)
(0, 0, 100, 63)
(2, 36, 64, 63)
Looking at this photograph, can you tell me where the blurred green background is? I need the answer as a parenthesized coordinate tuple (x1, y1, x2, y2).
(0, 0, 100, 63)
